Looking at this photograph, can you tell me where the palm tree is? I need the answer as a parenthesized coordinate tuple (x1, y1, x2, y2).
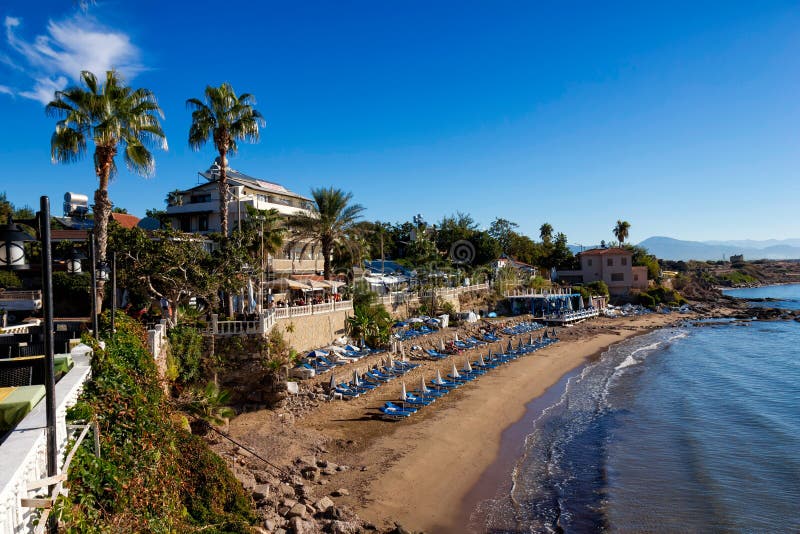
(289, 188, 365, 280)
(47, 70, 167, 310)
(613, 220, 631, 244)
(539, 222, 554, 244)
(186, 84, 265, 237)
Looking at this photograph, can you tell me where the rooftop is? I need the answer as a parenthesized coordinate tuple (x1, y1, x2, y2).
(578, 247, 633, 256)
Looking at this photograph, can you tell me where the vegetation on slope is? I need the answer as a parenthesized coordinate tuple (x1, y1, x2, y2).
(55, 313, 255, 533)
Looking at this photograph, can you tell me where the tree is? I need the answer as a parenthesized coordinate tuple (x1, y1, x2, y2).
(289, 188, 364, 280)
(187, 84, 265, 237)
(47, 70, 167, 310)
(539, 222, 554, 244)
(613, 220, 631, 244)
(488, 218, 519, 254)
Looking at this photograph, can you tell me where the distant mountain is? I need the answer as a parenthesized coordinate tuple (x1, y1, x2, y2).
(637, 236, 800, 261)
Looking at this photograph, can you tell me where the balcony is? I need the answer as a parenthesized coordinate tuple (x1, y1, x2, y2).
(269, 258, 323, 274)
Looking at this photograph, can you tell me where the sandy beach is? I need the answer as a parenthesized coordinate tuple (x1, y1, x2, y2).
(225, 312, 688, 533)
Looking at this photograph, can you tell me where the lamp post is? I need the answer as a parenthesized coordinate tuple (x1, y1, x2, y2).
(66, 247, 87, 274)
(89, 233, 99, 339)
(38, 197, 58, 534)
(0, 218, 36, 270)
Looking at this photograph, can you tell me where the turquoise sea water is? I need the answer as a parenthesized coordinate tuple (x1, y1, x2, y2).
(476, 285, 800, 533)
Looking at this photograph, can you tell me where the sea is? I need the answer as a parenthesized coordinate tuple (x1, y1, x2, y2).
(472, 284, 800, 533)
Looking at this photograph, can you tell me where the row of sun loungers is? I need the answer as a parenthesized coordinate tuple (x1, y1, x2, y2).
(331, 357, 422, 399)
(293, 344, 387, 377)
(379, 329, 560, 420)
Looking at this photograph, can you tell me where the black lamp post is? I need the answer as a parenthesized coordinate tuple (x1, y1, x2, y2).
(65, 247, 87, 274)
(0, 218, 36, 270)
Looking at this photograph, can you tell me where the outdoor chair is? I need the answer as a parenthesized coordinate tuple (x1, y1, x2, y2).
(0, 365, 33, 387)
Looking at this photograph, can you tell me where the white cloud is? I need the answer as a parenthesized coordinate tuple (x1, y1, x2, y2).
(2, 13, 143, 104)
(0, 84, 13, 95)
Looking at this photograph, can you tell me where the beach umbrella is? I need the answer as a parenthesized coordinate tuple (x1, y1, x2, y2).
(388, 355, 395, 368)
(518, 339, 523, 351)
(435, 369, 444, 385)
(451, 362, 460, 379)
(479, 354, 486, 366)
(353, 369, 360, 386)
(329, 374, 336, 392)
(440, 339, 446, 352)
(400, 343, 407, 361)
(529, 334, 534, 346)
(464, 360, 473, 373)
(401, 381, 407, 401)
(578, 295, 585, 310)
(567, 296, 573, 311)
(507, 340, 513, 353)
(454, 333, 459, 343)
(420, 376, 429, 394)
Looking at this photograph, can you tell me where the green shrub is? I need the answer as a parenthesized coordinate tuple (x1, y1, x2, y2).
(638, 293, 656, 307)
(167, 325, 205, 384)
(56, 313, 255, 532)
(0, 270, 22, 289)
(585, 280, 609, 297)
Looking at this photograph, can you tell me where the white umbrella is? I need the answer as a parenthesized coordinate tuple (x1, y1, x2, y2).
(329, 374, 336, 391)
(479, 354, 486, 366)
(420, 376, 429, 394)
(578, 295, 585, 309)
(388, 356, 395, 369)
(454, 333, 459, 343)
(400, 343, 407, 361)
(465, 360, 473, 373)
(353, 369, 360, 386)
(401, 381, 407, 401)
(451, 363, 460, 379)
(439, 339, 446, 352)
(435, 369, 444, 385)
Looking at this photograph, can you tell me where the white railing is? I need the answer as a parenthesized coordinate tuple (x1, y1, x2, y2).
(0, 291, 42, 302)
(273, 300, 353, 320)
(544, 308, 599, 322)
(505, 287, 574, 297)
(0, 321, 39, 335)
(420, 283, 490, 299)
(206, 310, 277, 336)
(0, 345, 93, 534)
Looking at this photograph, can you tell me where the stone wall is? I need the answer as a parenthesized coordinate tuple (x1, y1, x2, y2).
(275, 310, 351, 352)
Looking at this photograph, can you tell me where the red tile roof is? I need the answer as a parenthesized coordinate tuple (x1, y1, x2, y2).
(110, 212, 141, 229)
(578, 247, 632, 256)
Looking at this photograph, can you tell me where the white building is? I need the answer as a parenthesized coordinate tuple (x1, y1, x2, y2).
(165, 161, 324, 275)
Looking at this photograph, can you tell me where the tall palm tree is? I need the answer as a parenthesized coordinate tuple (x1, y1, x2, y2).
(539, 222, 554, 244)
(186, 84, 265, 236)
(290, 188, 365, 280)
(47, 70, 167, 310)
(613, 220, 631, 244)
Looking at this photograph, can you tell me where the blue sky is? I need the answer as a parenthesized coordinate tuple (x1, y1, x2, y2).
(1, 0, 799, 245)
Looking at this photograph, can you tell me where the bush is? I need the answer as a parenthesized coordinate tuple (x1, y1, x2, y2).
(56, 313, 255, 532)
(53, 272, 91, 316)
(638, 293, 656, 307)
(167, 325, 205, 384)
(0, 270, 22, 289)
(585, 280, 609, 297)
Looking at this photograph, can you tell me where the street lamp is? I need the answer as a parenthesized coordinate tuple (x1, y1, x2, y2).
(0, 218, 36, 270)
(66, 247, 87, 274)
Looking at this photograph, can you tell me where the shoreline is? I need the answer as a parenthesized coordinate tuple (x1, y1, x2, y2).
(350, 313, 686, 532)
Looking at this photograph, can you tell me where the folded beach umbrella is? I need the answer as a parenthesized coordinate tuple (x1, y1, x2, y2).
(451, 362, 460, 379)
(479, 354, 486, 366)
(401, 381, 407, 401)
(507, 340, 513, 353)
(420, 376, 428, 394)
(454, 332, 459, 343)
(353, 369, 360, 386)
(529, 334, 534, 346)
(388, 356, 395, 368)
(578, 295, 585, 310)
(435, 369, 445, 385)
(464, 360, 473, 373)
(440, 338, 446, 352)
(518, 339, 523, 351)
(400, 343, 407, 361)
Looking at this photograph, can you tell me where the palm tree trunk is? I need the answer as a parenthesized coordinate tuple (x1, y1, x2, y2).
(218, 149, 228, 237)
(322, 238, 332, 280)
(93, 145, 116, 313)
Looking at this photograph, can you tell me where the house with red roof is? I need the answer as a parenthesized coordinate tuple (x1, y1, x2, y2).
(558, 247, 649, 295)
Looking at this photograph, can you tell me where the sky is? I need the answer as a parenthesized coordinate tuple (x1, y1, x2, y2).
(1, 0, 799, 245)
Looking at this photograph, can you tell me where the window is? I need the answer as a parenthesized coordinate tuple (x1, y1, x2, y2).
(634, 274, 639, 281)
(607, 258, 613, 266)
(180, 216, 191, 232)
(621, 257, 628, 266)
(199, 214, 209, 231)
(190, 194, 211, 204)
(611, 273, 624, 282)
(587, 259, 593, 266)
